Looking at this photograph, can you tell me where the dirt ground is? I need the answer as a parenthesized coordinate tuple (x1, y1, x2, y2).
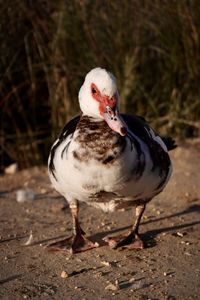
(0, 139, 200, 300)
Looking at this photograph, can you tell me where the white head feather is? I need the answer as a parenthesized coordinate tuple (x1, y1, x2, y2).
(78, 67, 119, 119)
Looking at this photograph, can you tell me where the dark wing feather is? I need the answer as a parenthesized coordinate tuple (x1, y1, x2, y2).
(49, 115, 81, 179)
(121, 114, 153, 142)
(122, 114, 177, 152)
(121, 114, 173, 188)
(58, 115, 81, 141)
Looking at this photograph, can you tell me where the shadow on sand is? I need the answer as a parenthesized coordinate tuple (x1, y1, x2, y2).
(11, 204, 199, 250)
(89, 204, 200, 247)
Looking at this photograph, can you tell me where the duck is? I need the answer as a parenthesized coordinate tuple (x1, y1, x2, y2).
(48, 67, 176, 253)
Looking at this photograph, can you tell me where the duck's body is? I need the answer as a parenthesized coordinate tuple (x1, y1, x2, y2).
(49, 115, 172, 211)
(48, 68, 176, 253)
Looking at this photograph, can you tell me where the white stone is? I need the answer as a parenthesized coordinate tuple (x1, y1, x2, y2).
(16, 188, 35, 203)
(4, 163, 18, 175)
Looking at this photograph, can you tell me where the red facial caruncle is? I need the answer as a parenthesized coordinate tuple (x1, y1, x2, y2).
(90, 83, 127, 136)
(91, 83, 117, 115)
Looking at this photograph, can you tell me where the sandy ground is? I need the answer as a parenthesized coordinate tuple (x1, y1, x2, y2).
(0, 140, 200, 300)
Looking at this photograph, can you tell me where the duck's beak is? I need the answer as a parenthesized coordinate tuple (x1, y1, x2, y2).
(103, 106, 127, 136)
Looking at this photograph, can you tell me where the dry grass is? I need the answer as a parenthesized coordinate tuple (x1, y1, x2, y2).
(0, 0, 200, 169)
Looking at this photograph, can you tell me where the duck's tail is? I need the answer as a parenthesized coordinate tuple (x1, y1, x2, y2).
(161, 136, 177, 151)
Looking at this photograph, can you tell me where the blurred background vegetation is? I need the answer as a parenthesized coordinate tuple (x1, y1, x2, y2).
(1, 0, 200, 171)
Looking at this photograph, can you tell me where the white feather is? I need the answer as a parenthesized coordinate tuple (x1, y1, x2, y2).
(79, 67, 119, 119)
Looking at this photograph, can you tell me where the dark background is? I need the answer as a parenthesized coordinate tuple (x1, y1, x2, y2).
(1, 0, 200, 171)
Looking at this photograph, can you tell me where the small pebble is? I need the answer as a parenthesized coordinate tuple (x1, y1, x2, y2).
(130, 280, 145, 290)
(164, 280, 168, 284)
(16, 188, 35, 203)
(101, 261, 110, 267)
(76, 258, 83, 262)
(95, 271, 103, 277)
(181, 240, 191, 245)
(177, 232, 184, 237)
(115, 279, 119, 286)
(40, 188, 47, 194)
(61, 271, 69, 278)
(105, 283, 119, 291)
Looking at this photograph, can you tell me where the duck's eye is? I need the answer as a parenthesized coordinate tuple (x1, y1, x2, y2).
(92, 87, 97, 94)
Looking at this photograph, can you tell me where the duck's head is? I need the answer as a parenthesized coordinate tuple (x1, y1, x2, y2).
(79, 67, 127, 136)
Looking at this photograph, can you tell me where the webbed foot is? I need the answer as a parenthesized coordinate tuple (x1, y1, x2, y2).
(47, 234, 99, 253)
(103, 231, 144, 250)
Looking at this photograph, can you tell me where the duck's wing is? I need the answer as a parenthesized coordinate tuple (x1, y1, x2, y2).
(48, 115, 81, 179)
(122, 114, 177, 152)
(58, 115, 81, 141)
(121, 114, 152, 142)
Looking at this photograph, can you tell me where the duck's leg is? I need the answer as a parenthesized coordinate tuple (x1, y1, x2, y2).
(104, 203, 146, 250)
(47, 200, 99, 253)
